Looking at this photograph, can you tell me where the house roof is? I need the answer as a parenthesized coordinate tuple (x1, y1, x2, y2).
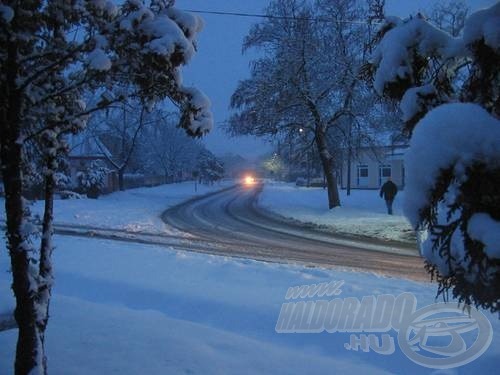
(384, 145, 408, 156)
(67, 132, 112, 159)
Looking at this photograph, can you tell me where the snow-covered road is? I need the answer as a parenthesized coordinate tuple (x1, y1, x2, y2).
(162, 183, 426, 281)
(0, 182, 425, 281)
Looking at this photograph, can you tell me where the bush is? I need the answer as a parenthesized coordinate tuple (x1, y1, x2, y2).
(77, 161, 108, 199)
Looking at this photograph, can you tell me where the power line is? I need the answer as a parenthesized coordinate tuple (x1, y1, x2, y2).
(180, 8, 383, 25)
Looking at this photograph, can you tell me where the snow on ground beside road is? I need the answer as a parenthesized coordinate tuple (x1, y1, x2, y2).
(259, 182, 415, 244)
(1, 236, 498, 374)
(0, 180, 232, 235)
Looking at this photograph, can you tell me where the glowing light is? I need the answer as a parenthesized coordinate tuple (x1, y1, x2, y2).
(244, 175, 255, 185)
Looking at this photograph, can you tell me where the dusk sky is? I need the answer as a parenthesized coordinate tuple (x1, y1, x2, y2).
(181, 0, 497, 160)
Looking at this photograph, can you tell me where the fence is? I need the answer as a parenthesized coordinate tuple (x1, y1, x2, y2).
(122, 174, 167, 190)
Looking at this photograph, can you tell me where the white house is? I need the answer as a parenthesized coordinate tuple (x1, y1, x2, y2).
(340, 145, 408, 190)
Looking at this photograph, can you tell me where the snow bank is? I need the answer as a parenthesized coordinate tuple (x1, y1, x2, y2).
(2, 236, 498, 373)
(259, 182, 415, 244)
(0, 181, 232, 235)
(2, 235, 499, 373)
(404, 103, 500, 227)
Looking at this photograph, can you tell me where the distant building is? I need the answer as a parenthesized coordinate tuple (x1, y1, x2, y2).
(67, 133, 118, 193)
(340, 145, 408, 190)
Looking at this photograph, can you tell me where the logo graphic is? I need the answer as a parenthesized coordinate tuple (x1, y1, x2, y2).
(398, 303, 492, 369)
(275, 280, 493, 369)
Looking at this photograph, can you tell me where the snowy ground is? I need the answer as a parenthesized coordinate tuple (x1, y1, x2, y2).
(1, 236, 498, 374)
(258, 182, 416, 244)
(1, 181, 498, 373)
(0, 180, 232, 235)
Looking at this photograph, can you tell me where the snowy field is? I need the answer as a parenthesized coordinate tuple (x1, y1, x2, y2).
(1, 236, 498, 374)
(0, 180, 232, 235)
(259, 182, 416, 244)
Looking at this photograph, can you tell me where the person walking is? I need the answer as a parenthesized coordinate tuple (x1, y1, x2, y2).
(380, 177, 398, 215)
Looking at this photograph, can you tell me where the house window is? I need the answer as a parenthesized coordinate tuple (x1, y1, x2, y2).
(357, 165, 368, 186)
(379, 164, 391, 186)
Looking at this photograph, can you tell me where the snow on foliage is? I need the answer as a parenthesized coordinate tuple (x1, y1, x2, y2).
(119, 3, 201, 62)
(0, 4, 13, 23)
(181, 86, 214, 134)
(418, 214, 466, 278)
(87, 48, 112, 71)
(463, 2, 500, 50)
(77, 161, 108, 198)
(371, 2, 500, 311)
(404, 103, 500, 289)
(113, 1, 211, 136)
(167, 7, 204, 42)
(468, 213, 500, 260)
(371, 16, 460, 96)
(143, 15, 192, 57)
(400, 84, 436, 122)
(119, 3, 153, 31)
(90, 0, 118, 18)
(404, 103, 500, 227)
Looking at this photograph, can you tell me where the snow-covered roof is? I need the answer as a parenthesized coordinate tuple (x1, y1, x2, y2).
(68, 133, 111, 158)
(362, 130, 408, 148)
(385, 146, 408, 155)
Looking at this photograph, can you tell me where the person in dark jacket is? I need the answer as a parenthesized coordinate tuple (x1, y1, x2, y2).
(379, 177, 398, 215)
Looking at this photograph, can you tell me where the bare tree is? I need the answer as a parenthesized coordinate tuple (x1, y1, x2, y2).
(229, 0, 377, 208)
(430, 0, 468, 37)
(139, 111, 203, 182)
(90, 101, 149, 190)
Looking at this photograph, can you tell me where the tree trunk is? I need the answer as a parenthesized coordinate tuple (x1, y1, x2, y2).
(2, 141, 43, 375)
(118, 168, 124, 191)
(2, 114, 42, 373)
(347, 146, 352, 196)
(315, 128, 340, 209)
(306, 150, 311, 187)
(1, 39, 45, 373)
(304, 92, 340, 208)
(37, 155, 57, 374)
